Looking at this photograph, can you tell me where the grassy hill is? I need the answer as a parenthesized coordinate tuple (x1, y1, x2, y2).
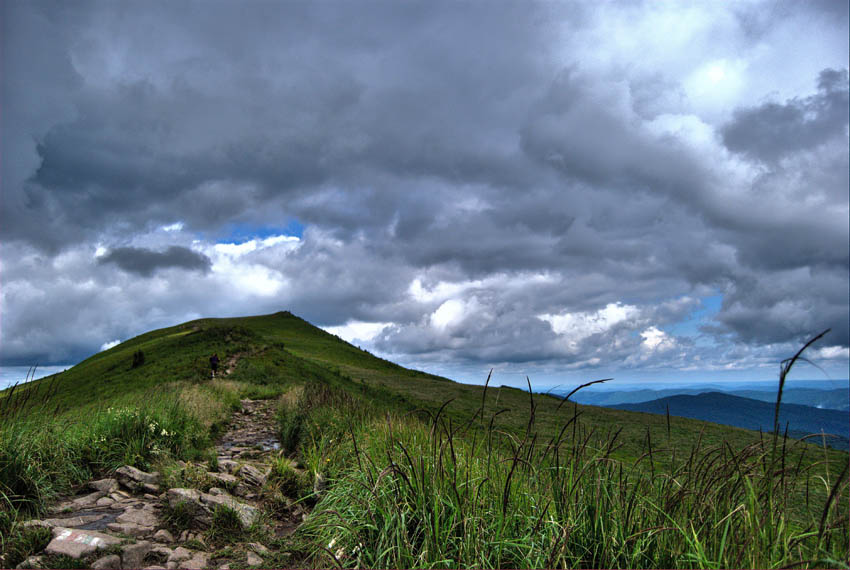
(2, 311, 848, 568)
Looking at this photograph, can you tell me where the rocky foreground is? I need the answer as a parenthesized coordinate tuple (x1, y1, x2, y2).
(16, 399, 310, 569)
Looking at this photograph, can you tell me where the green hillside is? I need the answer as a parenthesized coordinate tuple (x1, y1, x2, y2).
(2, 311, 848, 569)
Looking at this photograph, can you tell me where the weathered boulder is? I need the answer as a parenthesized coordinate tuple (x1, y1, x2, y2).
(246, 551, 263, 567)
(200, 492, 259, 528)
(90, 478, 120, 494)
(153, 529, 175, 543)
(238, 464, 267, 487)
(44, 527, 121, 559)
(121, 541, 154, 569)
(116, 466, 160, 492)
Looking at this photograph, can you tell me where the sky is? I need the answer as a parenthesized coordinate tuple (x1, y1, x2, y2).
(1, 1, 848, 391)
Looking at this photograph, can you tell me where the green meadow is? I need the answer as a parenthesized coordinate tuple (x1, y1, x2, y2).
(1, 312, 847, 568)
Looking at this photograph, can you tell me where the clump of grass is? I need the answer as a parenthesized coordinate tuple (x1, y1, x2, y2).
(166, 500, 195, 532)
(266, 456, 309, 498)
(205, 505, 255, 546)
(0, 523, 51, 569)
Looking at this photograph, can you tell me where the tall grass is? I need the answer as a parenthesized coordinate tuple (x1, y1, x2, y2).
(293, 339, 849, 569)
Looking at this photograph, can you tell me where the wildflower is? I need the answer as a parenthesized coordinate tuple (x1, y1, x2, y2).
(328, 538, 336, 549)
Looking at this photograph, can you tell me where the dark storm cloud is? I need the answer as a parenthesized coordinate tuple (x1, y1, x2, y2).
(721, 69, 849, 162)
(98, 246, 211, 276)
(0, 1, 847, 376)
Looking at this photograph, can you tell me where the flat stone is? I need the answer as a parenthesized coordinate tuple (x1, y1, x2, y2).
(107, 522, 150, 537)
(217, 460, 238, 474)
(121, 541, 154, 569)
(90, 478, 120, 494)
(91, 554, 121, 569)
(63, 490, 107, 509)
(142, 483, 161, 494)
(153, 529, 174, 543)
(43, 514, 107, 528)
(117, 505, 159, 527)
(21, 519, 53, 529)
(96, 497, 116, 507)
(207, 472, 238, 487)
(44, 527, 121, 559)
(145, 567, 167, 570)
(207, 487, 226, 496)
(246, 551, 262, 566)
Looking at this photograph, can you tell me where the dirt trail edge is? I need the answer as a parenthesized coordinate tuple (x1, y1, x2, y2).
(17, 399, 309, 570)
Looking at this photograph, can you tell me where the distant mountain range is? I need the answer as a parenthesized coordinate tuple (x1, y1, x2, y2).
(565, 387, 849, 411)
(607, 392, 849, 450)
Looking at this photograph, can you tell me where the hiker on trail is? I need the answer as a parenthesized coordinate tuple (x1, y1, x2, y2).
(210, 354, 220, 378)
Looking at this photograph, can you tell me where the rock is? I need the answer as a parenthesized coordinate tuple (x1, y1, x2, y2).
(218, 565, 230, 570)
(60, 490, 107, 510)
(21, 520, 53, 529)
(207, 472, 238, 487)
(167, 487, 258, 528)
(233, 483, 251, 498)
(15, 555, 44, 569)
(90, 478, 120, 494)
(43, 514, 107, 528)
(44, 527, 121, 559)
(153, 529, 175, 543)
(116, 466, 160, 492)
(200, 492, 260, 528)
(106, 522, 150, 537)
(181, 552, 209, 570)
(246, 551, 263, 567)
(91, 554, 121, 569)
(247, 543, 269, 555)
(142, 483, 161, 494)
(207, 487, 226, 496)
(121, 541, 154, 569)
(96, 497, 116, 507)
(143, 493, 159, 501)
(117, 504, 159, 527)
(238, 464, 267, 487)
(145, 567, 167, 570)
(167, 547, 192, 564)
(217, 460, 238, 474)
(178, 530, 190, 542)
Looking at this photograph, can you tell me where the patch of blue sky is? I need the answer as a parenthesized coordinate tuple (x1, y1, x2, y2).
(666, 294, 723, 341)
(219, 220, 305, 243)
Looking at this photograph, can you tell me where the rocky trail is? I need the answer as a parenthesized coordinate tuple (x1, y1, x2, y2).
(17, 399, 308, 569)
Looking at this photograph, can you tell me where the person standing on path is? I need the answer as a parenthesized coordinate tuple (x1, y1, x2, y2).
(210, 353, 220, 378)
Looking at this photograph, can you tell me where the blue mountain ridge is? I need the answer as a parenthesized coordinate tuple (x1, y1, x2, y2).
(606, 392, 849, 450)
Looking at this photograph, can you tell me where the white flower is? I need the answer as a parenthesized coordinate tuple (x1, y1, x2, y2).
(327, 538, 336, 549)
